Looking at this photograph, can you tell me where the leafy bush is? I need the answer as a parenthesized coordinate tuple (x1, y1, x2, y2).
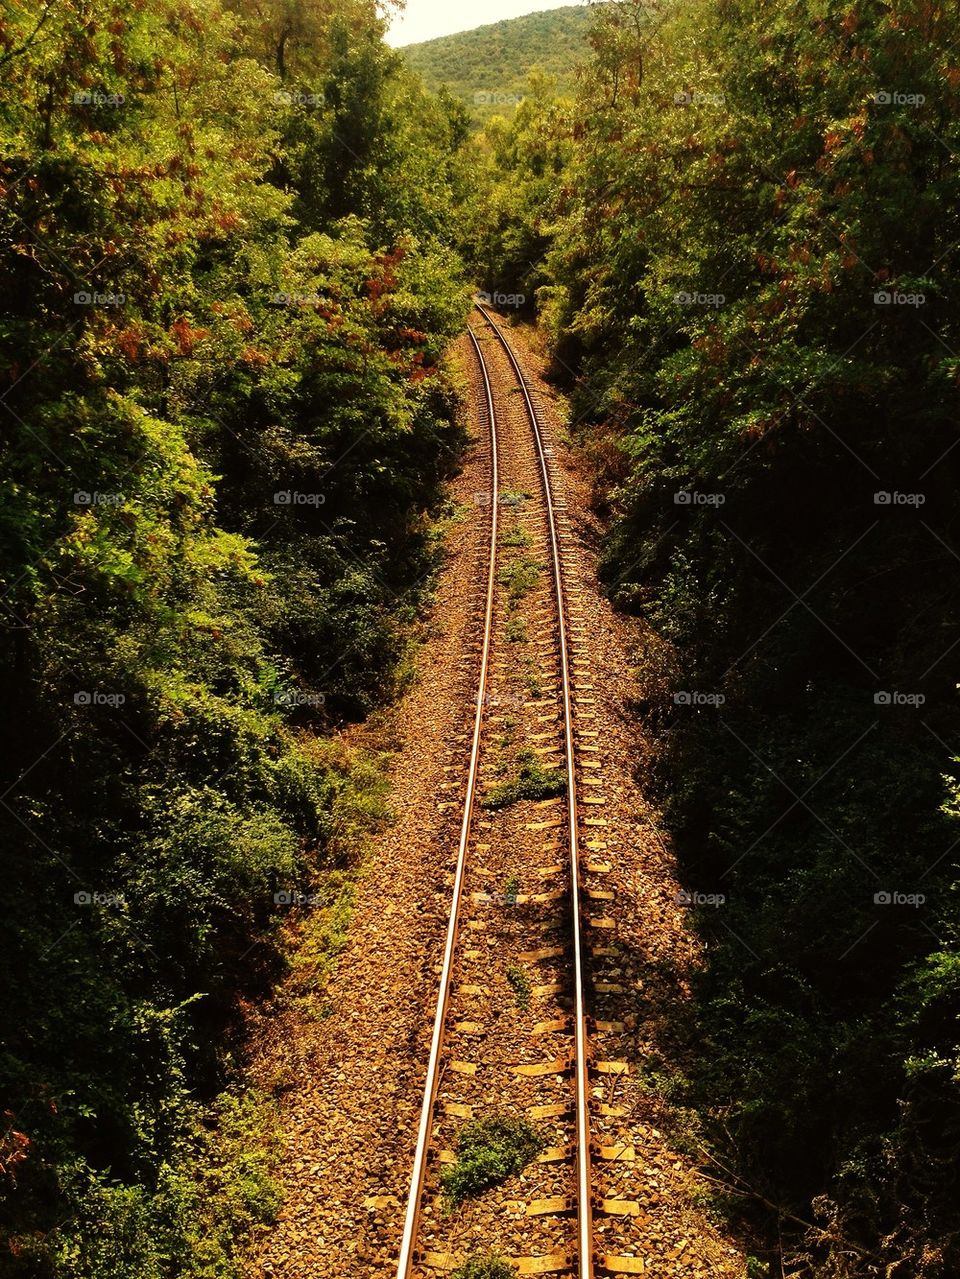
(441, 1115, 543, 1205)
(481, 751, 566, 809)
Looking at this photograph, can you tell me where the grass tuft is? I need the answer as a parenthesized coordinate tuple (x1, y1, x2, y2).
(497, 556, 541, 603)
(451, 1256, 514, 1279)
(506, 963, 531, 1008)
(500, 524, 533, 547)
(441, 1114, 544, 1205)
(481, 750, 565, 809)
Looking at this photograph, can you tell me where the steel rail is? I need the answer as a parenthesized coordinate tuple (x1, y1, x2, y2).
(474, 302, 595, 1279)
(395, 324, 500, 1278)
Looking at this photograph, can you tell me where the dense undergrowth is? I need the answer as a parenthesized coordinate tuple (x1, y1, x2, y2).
(0, 0, 471, 1273)
(464, 0, 960, 1274)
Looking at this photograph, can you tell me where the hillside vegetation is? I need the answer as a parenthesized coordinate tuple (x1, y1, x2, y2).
(463, 0, 960, 1273)
(401, 5, 593, 120)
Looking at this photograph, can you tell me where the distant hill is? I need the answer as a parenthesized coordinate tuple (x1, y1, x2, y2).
(400, 5, 594, 122)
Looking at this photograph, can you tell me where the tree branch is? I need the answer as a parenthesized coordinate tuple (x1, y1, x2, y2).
(0, 0, 60, 71)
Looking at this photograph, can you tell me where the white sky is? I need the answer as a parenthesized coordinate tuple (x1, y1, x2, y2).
(385, 0, 587, 48)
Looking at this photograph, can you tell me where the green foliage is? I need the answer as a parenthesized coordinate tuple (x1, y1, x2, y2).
(477, 0, 960, 1271)
(497, 556, 542, 604)
(505, 614, 528, 643)
(401, 6, 592, 124)
(482, 750, 565, 809)
(49, 1090, 281, 1279)
(459, 77, 573, 311)
(440, 1115, 543, 1205)
(450, 1257, 514, 1279)
(522, 656, 543, 698)
(500, 524, 532, 548)
(506, 964, 531, 1009)
(0, 0, 467, 1272)
(498, 489, 530, 507)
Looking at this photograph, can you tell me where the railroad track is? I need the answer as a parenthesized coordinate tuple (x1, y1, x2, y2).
(395, 306, 639, 1279)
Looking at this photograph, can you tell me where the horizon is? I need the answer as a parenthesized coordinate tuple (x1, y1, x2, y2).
(385, 0, 587, 48)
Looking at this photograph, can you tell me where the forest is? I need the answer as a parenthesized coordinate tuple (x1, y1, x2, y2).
(401, 6, 592, 121)
(0, 0, 470, 1273)
(2, 0, 959, 1276)
(468, 0, 960, 1273)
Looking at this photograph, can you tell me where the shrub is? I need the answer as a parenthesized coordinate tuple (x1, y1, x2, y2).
(482, 751, 565, 809)
(441, 1115, 543, 1205)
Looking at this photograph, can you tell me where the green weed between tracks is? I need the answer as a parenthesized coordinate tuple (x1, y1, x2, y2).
(497, 556, 542, 604)
(441, 1115, 544, 1206)
(506, 963, 531, 1009)
(505, 614, 528, 643)
(481, 749, 565, 809)
(500, 524, 533, 548)
(451, 1257, 515, 1279)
